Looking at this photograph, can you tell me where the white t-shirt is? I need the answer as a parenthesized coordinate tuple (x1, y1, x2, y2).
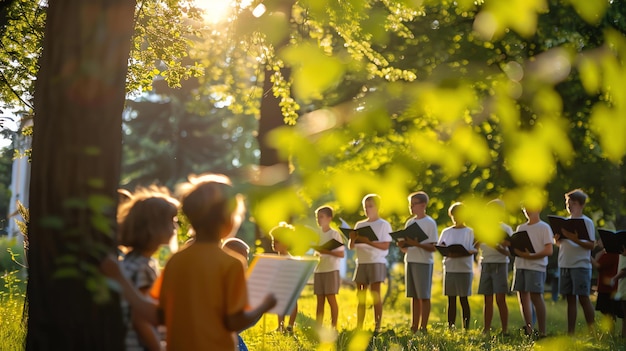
(438, 226, 475, 273)
(480, 223, 513, 264)
(354, 218, 392, 265)
(558, 215, 595, 269)
(514, 221, 553, 272)
(404, 215, 438, 264)
(315, 228, 345, 273)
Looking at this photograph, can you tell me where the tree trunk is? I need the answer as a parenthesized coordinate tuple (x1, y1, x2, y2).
(26, 1, 135, 350)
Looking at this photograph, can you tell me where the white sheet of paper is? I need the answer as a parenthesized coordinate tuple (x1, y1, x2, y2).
(246, 254, 318, 316)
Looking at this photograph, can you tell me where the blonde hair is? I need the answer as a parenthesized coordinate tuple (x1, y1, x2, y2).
(117, 186, 179, 250)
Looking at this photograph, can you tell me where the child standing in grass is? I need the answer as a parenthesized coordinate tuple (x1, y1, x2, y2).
(313, 206, 345, 330)
(399, 191, 438, 333)
(438, 202, 477, 330)
(477, 199, 512, 335)
(150, 174, 276, 350)
(512, 206, 553, 338)
(349, 194, 392, 334)
(556, 189, 596, 335)
(269, 222, 299, 334)
(117, 187, 179, 351)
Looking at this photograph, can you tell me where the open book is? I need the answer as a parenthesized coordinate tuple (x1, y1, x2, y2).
(311, 239, 344, 252)
(504, 230, 535, 257)
(390, 222, 429, 243)
(339, 226, 378, 241)
(435, 244, 472, 257)
(598, 229, 626, 254)
(246, 254, 319, 316)
(547, 215, 591, 241)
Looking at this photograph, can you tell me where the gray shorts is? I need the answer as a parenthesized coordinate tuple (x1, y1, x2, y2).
(353, 263, 387, 285)
(478, 262, 509, 295)
(443, 272, 472, 297)
(560, 267, 592, 296)
(405, 263, 433, 299)
(512, 269, 545, 293)
(314, 271, 340, 295)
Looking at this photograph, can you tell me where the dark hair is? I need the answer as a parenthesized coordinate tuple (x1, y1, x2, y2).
(408, 191, 429, 205)
(117, 187, 179, 250)
(315, 206, 333, 218)
(362, 194, 381, 208)
(565, 189, 587, 206)
(178, 174, 244, 241)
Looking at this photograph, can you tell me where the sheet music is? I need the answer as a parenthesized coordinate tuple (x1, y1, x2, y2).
(247, 254, 318, 315)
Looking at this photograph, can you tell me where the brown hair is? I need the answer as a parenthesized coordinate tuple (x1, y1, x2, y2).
(565, 189, 588, 206)
(315, 206, 334, 218)
(117, 186, 179, 250)
(178, 174, 244, 241)
(362, 194, 381, 208)
(408, 191, 429, 205)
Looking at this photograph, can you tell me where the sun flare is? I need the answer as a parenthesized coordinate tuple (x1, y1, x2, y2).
(193, 0, 233, 23)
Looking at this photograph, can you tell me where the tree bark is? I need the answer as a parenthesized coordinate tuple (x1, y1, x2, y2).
(26, 1, 135, 349)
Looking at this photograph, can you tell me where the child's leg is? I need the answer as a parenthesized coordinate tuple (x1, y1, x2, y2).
(287, 303, 298, 329)
(316, 294, 325, 326)
(410, 298, 419, 332)
(483, 294, 494, 332)
(578, 295, 595, 331)
(326, 294, 339, 329)
(530, 292, 547, 336)
(420, 298, 431, 331)
(495, 292, 509, 333)
(356, 284, 367, 329)
(517, 291, 533, 335)
(460, 296, 470, 329)
(447, 296, 457, 328)
(566, 294, 577, 334)
(551, 274, 559, 302)
(277, 315, 285, 331)
(371, 281, 383, 332)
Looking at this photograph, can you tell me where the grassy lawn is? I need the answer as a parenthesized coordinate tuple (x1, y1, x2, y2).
(240, 263, 626, 350)
(2, 262, 626, 350)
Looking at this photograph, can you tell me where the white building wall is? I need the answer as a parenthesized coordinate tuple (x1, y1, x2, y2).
(6, 118, 31, 240)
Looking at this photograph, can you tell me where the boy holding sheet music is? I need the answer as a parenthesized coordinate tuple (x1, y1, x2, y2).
(100, 174, 277, 351)
(477, 199, 512, 335)
(348, 194, 392, 334)
(398, 191, 438, 333)
(154, 175, 277, 350)
(437, 202, 477, 330)
(313, 206, 345, 330)
(557, 189, 595, 334)
(512, 206, 553, 338)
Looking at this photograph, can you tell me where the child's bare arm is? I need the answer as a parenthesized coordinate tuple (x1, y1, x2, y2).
(225, 294, 277, 332)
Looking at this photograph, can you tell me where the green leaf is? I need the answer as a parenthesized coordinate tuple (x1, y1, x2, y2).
(565, 0, 609, 25)
(280, 42, 346, 102)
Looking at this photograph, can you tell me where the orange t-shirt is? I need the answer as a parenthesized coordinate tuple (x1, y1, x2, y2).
(151, 242, 247, 351)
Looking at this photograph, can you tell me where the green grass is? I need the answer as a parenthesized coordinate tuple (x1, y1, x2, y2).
(2, 263, 626, 350)
(240, 263, 626, 350)
(1, 270, 26, 351)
